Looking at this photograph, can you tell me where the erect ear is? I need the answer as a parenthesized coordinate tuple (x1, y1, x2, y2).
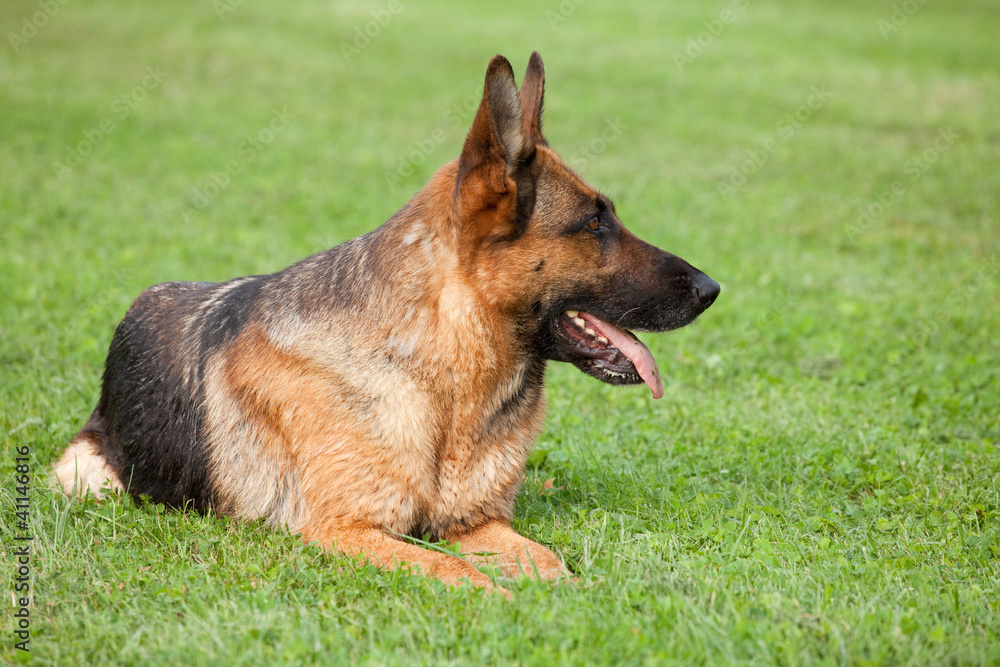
(519, 51, 546, 146)
(457, 55, 531, 195)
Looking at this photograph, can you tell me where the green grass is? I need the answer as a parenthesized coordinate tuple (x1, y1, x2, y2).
(2, 0, 999, 664)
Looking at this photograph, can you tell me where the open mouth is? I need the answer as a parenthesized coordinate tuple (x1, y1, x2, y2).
(555, 310, 664, 399)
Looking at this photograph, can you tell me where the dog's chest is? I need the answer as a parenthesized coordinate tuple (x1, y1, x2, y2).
(421, 362, 547, 533)
(303, 311, 548, 535)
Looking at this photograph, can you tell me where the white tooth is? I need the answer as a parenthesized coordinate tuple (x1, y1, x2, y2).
(585, 327, 597, 336)
(596, 335, 609, 344)
(566, 310, 579, 318)
(573, 317, 586, 328)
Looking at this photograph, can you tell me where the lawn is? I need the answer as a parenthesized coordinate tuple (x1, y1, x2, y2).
(2, 0, 998, 664)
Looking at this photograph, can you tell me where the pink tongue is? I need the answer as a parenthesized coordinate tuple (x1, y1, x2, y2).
(580, 312, 664, 399)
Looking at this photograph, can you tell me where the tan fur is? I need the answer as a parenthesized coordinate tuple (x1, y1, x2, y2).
(54, 438, 123, 499)
(55, 53, 720, 595)
(444, 520, 566, 579)
(212, 190, 555, 586)
(201, 58, 574, 588)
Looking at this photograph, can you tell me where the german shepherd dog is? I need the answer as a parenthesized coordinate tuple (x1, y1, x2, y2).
(55, 52, 719, 592)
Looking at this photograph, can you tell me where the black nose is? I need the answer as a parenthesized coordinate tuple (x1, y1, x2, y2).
(693, 272, 720, 308)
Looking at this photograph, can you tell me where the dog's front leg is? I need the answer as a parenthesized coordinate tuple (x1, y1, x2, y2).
(444, 520, 571, 581)
(301, 522, 502, 593)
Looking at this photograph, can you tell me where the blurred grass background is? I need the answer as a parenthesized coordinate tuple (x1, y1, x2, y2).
(1, 0, 998, 664)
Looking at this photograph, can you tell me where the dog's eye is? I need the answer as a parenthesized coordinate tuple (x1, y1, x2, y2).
(587, 217, 600, 232)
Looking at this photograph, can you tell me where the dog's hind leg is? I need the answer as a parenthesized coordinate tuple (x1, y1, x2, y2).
(54, 410, 124, 499)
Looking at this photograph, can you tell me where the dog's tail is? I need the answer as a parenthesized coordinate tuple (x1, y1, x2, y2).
(54, 410, 124, 499)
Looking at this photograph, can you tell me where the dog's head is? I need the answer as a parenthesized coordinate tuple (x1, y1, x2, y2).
(453, 53, 719, 398)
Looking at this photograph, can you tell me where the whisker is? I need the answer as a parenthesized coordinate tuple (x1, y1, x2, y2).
(616, 308, 639, 327)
